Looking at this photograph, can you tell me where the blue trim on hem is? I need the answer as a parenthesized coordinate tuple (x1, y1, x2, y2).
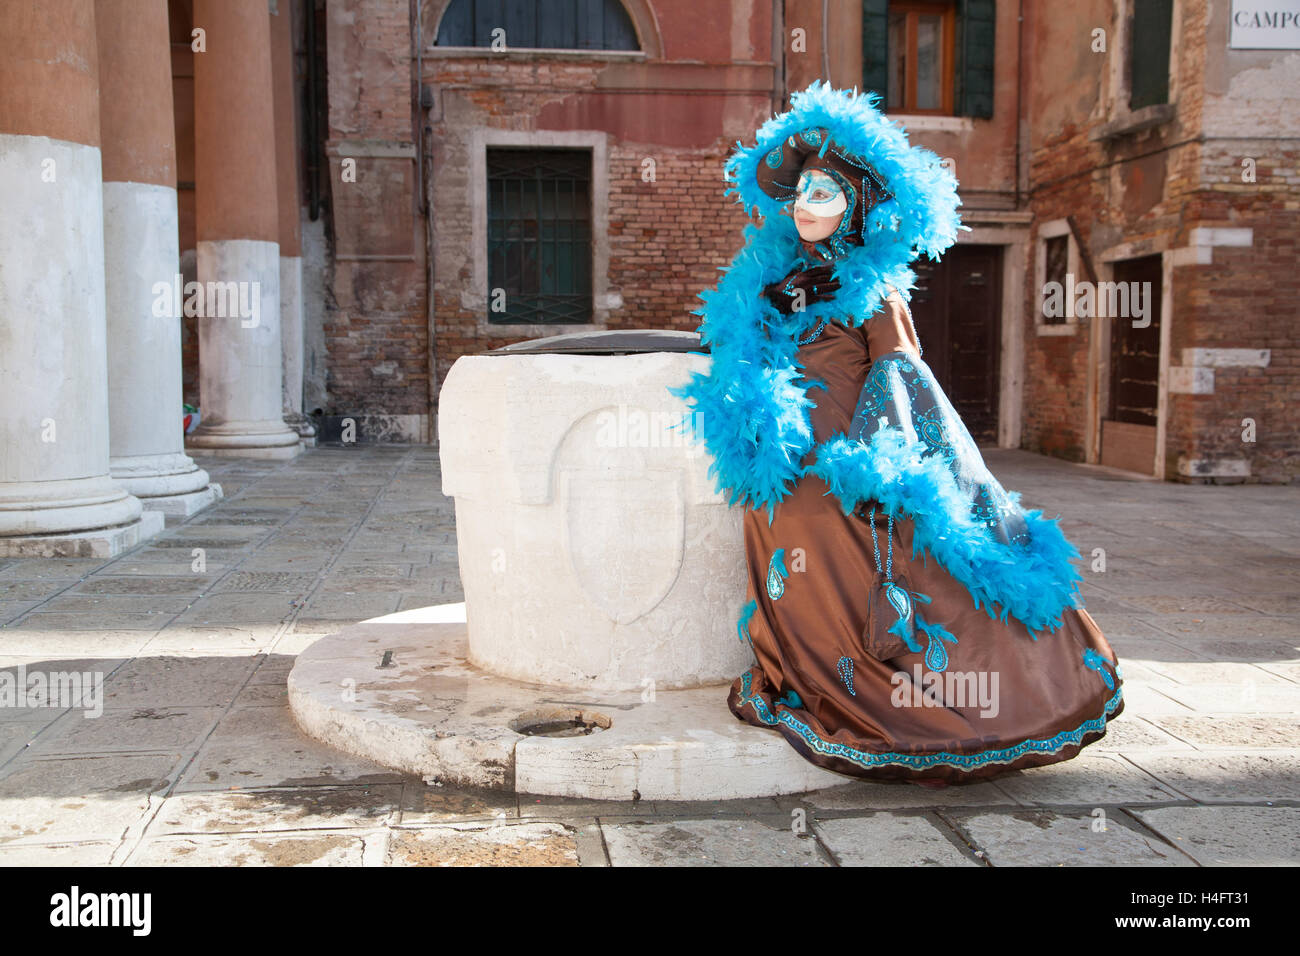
(737, 670, 1123, 773)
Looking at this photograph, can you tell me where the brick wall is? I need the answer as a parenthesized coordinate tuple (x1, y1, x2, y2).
(1021, 0, 1299, 481)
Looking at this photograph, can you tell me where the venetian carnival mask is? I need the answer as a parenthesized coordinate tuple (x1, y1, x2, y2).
(793, 168, 848, 219)
(790, 169, 847, 241)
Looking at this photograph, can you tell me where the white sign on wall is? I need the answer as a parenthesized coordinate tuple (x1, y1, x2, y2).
(1230, 0, 1300, 49)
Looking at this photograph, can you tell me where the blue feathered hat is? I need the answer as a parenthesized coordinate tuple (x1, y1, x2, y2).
(724, 80, 964, 275)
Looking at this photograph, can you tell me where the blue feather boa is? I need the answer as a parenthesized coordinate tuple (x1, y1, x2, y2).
(669, 82, 1082, 636)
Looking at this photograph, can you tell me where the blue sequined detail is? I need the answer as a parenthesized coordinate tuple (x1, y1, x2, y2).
(801, 128, 823, 147)
(919, 616, 959, 672)
(1082, 648, 1116, 690)
(765, 146, 784, 169)
(795, 317, 827, 345)
(837, 656, 856, 696)
(884, 582, 914, 636)
(867, 505, 957, 672)
(737, 598, 758, 643)
(737, 671, 1123, 772)
(766, 548, 788, 600)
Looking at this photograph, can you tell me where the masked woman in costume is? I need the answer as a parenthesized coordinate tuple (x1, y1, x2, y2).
(672, 82, 1123, 785)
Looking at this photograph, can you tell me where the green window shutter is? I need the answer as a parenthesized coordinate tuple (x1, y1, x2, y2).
(861, 0, 889, 106)
(956, 0, 995, 118)
(1129, 0, 1172, 109)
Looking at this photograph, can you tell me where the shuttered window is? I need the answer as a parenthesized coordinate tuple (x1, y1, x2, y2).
(862, 0, 994, 118)
(436, 0, 640, 50)
(1129, 0, 1173, 110)
(486, 149, 593, 325)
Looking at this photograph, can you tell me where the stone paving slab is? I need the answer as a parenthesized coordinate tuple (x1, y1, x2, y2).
(169, 592, 300, 627)
(1087, 714, 1196, 752)
(990, 753, 1185, 806)
(1155, 682, 1300, 714)
(814, 813, 979, 866)
(387, 822, 579, 866)
(796, 779, 1018, 811)
(401, 785, 518, 825)
(0, 718, 55, 764)
(0, 657, 127, 714)
(952, 809, 1196, 866)
(0, 752, 182, 846)
(147, 785, 403, 835)
(100, 656, 260, 709)
(1148, 714, 1300, 749)
(1131, 806, 1300, 866)
(1122, 751, 1300, 803)
(26, 705, 223, 757)
(68, 575, 221, 595)
(600, 818, 830, 866)
(127, 831, 368, 866)
(34, 593, 195, 615)
(177, 733, 406, 793)
(11, 611, 170, 632)
(140, 625, 277, 654)
(0, 559, 104, 581)
(0, 841, 118, 866)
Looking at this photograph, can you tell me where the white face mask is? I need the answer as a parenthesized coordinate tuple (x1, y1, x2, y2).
(792, 168, 848, 219)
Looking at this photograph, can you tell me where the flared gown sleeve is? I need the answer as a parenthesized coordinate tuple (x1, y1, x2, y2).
(850, 294, 1029, 547)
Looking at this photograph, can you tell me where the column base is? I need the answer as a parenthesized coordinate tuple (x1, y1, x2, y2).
(284, 411, 317, 448)
(187, 420, 303, 460)
(110, 451, 223, 516)
(0, 511, 164, 559)
(140, 483, 224, 517)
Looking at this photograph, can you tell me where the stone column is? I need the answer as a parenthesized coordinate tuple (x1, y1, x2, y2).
(186, 0, 301, 459)
(0, 0, 162, 557)
(97, 0, 223, 516)
(271, 0, 315, 446)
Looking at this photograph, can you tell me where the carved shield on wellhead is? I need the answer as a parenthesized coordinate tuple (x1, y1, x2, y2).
(559, 468, 686, 625)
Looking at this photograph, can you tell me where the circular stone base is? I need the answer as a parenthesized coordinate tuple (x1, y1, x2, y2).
(288, 604, 848, 801)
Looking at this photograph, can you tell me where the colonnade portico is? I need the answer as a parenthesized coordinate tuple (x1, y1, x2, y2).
(0, 0, 309, 558)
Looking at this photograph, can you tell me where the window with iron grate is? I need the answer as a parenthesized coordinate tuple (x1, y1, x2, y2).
(486, 148, 593, 325)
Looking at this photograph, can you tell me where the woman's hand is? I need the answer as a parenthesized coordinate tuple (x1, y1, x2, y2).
(762, 264, 841, 315)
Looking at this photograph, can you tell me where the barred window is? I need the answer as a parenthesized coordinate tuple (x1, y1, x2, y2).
(486, 148, 593, 325)
(1042, 234, 1069, 326)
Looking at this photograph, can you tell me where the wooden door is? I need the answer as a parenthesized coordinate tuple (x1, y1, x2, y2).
(1100, 254, 1162, 474)
(907, 244, 1003, 444)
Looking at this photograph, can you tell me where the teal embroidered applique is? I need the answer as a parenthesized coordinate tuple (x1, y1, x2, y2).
(766, 548, 789, 600)
(1082, 648, 1116, 690)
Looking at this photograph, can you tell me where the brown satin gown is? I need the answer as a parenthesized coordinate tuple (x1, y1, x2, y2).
(727, 292, 1124, 785)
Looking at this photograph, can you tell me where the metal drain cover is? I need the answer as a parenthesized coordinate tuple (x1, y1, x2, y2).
(510, 707, 612, 738)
